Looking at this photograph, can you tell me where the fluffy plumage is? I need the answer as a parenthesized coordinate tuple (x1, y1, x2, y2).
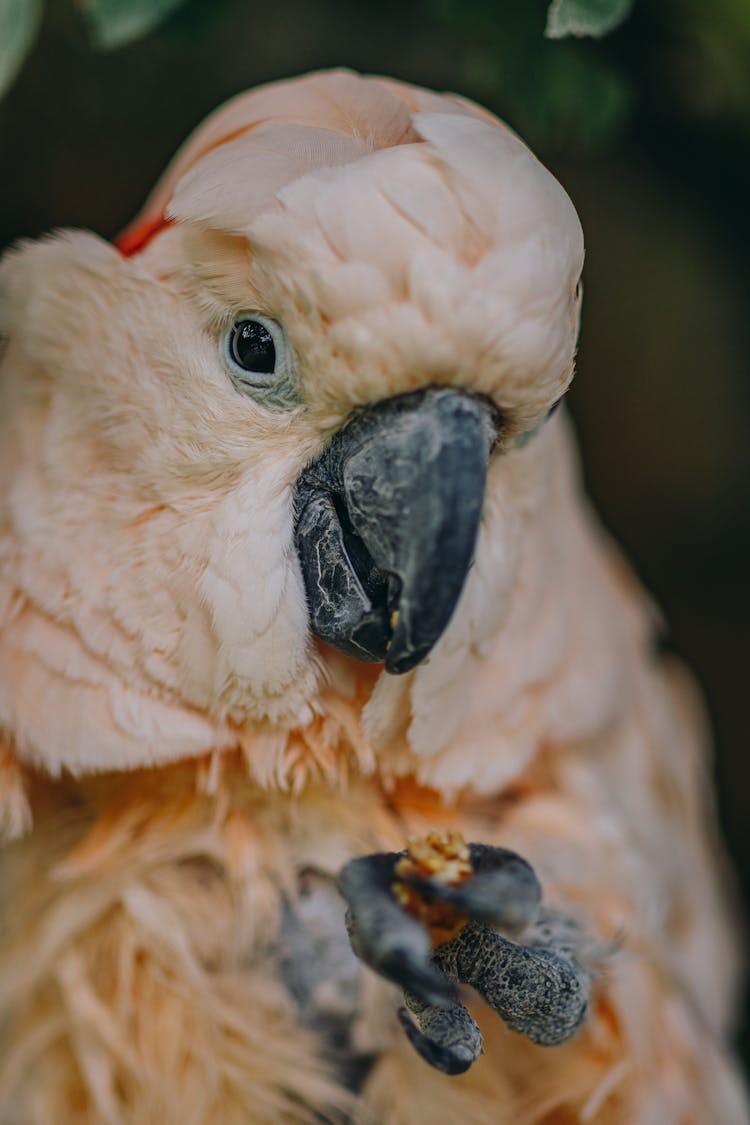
(0, 69, 746, 1123)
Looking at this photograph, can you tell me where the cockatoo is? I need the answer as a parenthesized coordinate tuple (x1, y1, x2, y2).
(0, 69, 746, 1125)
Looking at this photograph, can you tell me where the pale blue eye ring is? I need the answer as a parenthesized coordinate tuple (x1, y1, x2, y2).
(223, 314, 297, 403)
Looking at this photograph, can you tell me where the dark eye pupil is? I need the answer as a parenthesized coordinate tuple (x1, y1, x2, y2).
(231, 320, 276, 373)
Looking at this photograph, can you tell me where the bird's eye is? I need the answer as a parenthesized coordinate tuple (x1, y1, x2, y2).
(224, 315, 293, 396)
(232, 320, 276, 373)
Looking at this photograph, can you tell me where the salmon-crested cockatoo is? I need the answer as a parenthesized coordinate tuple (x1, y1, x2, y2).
(0, 69, 746, 1125)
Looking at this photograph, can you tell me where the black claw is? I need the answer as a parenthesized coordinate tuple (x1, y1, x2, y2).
(397, 1007, 482, 1076)
(338, 852, 398, 898)
(338, 845, 592, 1069)
(339, 854, 457, 1007)
(399, 845, 541, 932)
(372, 936, 458, 1008)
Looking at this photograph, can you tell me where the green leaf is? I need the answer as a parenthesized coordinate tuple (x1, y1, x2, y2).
(545, 0, 634, 39)
(0, 0, 43, 98)
(81, 0, 190, 50)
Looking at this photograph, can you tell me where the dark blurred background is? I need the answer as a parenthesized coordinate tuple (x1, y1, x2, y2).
(1, 0, 748, 1059)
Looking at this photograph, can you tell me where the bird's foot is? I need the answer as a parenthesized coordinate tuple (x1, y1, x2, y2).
(338, 832, 591, 1075)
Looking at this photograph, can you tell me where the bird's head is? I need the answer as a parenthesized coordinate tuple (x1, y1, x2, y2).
(0, 70, 584, 778)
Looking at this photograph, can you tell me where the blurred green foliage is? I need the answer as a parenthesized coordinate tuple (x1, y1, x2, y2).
(423, 0, 633, 149)
(665, 0, 750, 120)
(0, 0, 636, 113)
(80, 0, 189, 50)
(4, 0, 748, 155)
(0, 0, 42, 97)
(546, 0, 634, 38)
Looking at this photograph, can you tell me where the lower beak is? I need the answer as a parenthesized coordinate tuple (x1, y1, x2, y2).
(294, 387, 499, 674)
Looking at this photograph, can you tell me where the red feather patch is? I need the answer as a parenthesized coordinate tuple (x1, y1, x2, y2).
(115, 213, 173, 257)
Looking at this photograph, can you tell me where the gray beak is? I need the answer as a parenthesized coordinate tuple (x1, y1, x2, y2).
(294, 387, 499, 673)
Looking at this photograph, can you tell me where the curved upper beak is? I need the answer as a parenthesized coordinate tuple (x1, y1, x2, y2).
(294, 387, 499, 674)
